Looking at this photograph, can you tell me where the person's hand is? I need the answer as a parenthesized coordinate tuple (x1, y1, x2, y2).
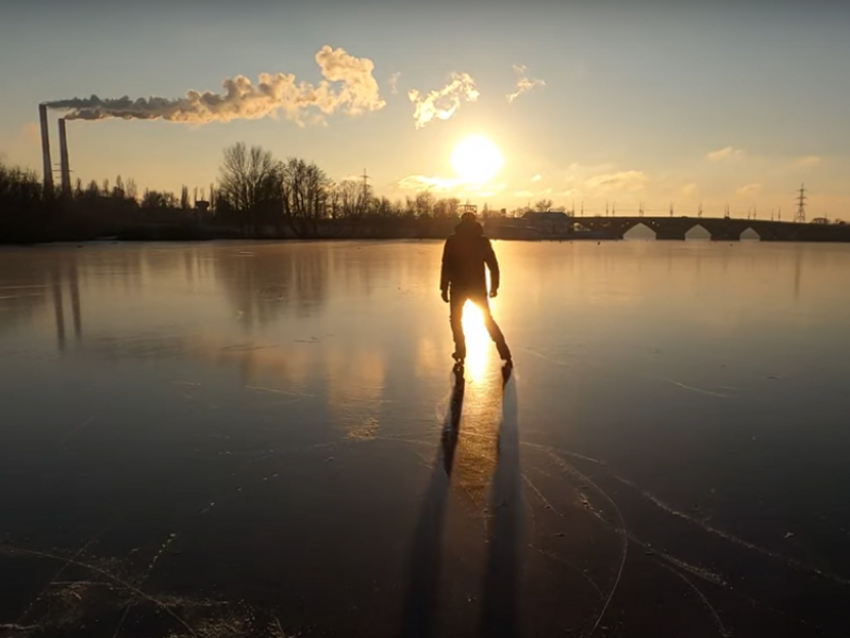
(489, 289, 498, 299)
(441, 289, 449, 303)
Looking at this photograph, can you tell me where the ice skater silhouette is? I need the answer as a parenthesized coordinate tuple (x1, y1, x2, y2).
(440, 212, 512, 367)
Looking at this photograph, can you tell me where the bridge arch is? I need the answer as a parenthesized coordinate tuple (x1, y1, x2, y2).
(685, 224, 711, 240)
(623, 222, 656, 240)
(740, 226, 761, 240)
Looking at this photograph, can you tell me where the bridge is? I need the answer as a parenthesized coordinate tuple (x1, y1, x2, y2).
(569, 216, 850, 241)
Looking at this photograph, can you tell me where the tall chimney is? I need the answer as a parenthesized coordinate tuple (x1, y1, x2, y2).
(39, 104, 54, 197)
(58, 118, 71, 196)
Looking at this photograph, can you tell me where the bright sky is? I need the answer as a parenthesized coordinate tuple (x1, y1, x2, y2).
(2, 0, 849, 217)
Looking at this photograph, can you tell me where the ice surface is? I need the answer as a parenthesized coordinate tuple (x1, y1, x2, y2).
(1, 240, 849, 637)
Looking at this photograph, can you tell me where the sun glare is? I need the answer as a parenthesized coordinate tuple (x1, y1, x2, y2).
(451, 136, 503, 184)
(460, 300, 491, 381)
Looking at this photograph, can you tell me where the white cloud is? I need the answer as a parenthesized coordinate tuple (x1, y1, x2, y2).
(706, 146, 745, 161)
(585, 170, 648, 192)
(531, 173, 543, 182)
(408, 72, 479, 129)
(507, 64, 546, 103)
(796, 155, 821, 167)
(736, 183, 762, 196)
(398, 174, 507, 194)
(397, 175, 462, 192)
(388, 72, 401, 96)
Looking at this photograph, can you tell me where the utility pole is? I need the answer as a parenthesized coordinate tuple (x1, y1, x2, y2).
(639, 201, 644, 217)
(794, 183, 807, 223)
(698, 202, 703, 218)
(669, 202, 674, 217)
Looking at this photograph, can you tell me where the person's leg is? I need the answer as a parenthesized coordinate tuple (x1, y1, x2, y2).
(477, 295, 512, 362)
(449, 291, 467, 361)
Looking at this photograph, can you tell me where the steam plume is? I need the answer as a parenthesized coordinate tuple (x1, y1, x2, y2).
(407, 72, 479, 129)
(44, 46, 385, 125)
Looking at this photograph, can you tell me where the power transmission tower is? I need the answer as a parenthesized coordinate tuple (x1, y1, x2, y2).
(698, 202, 703, 218)
(794, 183, 807, 223)
(361, 168, 370, 201)
(639, 201, 644, 217)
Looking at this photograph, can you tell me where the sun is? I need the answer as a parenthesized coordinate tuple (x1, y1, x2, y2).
(451, 136, 503, 184)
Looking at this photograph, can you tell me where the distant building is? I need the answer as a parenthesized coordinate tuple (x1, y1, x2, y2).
(522, 211, 572, 234)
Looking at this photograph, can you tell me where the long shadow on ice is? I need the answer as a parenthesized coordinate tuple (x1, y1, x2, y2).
(399, 366, 465, 638)
(479, 366, 522, 638)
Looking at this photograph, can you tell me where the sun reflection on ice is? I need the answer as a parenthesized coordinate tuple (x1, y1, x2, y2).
(460, 299, 492, 382)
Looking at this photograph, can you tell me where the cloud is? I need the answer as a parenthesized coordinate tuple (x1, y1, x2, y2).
(706, 146, 745, 161)
(398, 175, 507, 194)
(507, 64, 546, 103)
(407, 72, 479, 128)
(680, 183, 697, 196)
(796, 155, 821, 167)
(736, 183, 762, 196)
(388, 72, 401, 96)
(531, 173, 543, 182)
(585, 170, 648, 192)
(397, 175, 462, 192)
(44, 45, 385, 125)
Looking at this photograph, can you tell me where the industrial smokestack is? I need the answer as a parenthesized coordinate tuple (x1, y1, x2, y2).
(38, 104, 54, 196)
(58, 118, 71, 196)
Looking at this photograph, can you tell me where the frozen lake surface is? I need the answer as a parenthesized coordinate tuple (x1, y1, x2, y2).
(1, 239, 849, 637)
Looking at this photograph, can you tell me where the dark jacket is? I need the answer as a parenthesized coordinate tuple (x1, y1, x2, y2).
(440, 220, 500, 295)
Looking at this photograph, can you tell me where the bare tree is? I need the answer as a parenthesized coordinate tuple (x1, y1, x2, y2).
(337, 179, 371, 229)
(113, 175, 125, 199)
(125, 178, 138, 202)
(86, 180, 100, 199)
(534, 198, 554, 212)
(218, 142, 283, 234)
(142, 190, 178, 209)
(281, 158, 331, 237)
(414, 191, 435, 218)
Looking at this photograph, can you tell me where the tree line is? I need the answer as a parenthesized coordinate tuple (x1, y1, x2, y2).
(2, 142, 556, 243)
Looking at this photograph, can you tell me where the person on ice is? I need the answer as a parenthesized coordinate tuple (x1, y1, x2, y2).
(440, 211, 512, 367)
